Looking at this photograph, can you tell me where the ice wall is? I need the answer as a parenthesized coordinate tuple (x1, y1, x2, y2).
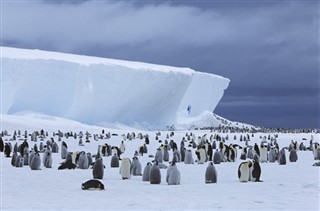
(1, 47, 229, 127)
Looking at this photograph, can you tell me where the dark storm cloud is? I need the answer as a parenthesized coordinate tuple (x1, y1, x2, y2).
(2, 0, 319, 128)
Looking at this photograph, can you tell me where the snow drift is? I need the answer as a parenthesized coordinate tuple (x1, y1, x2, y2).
(1, 47, 229, 127)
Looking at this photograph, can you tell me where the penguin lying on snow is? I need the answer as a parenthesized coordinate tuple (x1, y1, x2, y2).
(81, 179, 105, 190)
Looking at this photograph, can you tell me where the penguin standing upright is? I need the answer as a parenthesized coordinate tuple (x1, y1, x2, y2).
(250, 159, 262, 182)
(142, 162, 152, 181)
(205, 162, 217, 184)
(30, 153, 41, 170)
(155, 148, 163, 163)
(289, 149, 298, 162)
(131, 157, 142, 176)
(166, 161, 181, 185)
(149, 161, 161, 184)
(4, 143, 11, 157)
(213, 149, 221, 164)
(119, 141, 125, 154)
(238, 161, 252, 182)
(78, 151, 89, 169)
(44, 151, 53, 168)
(260, 144, 268, 163)
(279, 149, 286, 165)
(184, 149, 194, 164)
(163, 146, 169, 162)
(110, 154, 119, 167)
(120, 158, 131, 179)
(61, 141, 68, 159)
(92, 158, 104, 179)
(0, 137, 4, 152)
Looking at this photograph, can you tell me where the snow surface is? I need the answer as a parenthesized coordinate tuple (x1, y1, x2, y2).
(1, 114, 319, 211)
(1, 47, 229, 128)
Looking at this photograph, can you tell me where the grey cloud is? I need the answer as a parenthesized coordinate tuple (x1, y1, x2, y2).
(2, 0, 319, 128)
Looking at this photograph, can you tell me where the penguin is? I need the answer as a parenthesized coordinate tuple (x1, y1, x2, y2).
(163, 146, 169, 162)
(110, 154, 119, 168)
(92, 158, 104, 179)
(142, 162, 152, 182)
(0, 137, 3, 152)
(250, 159, 262, 182)
(30, 153, 41, 170)
(120, 141, 125, 154)
(238, 161, 252, 182)
(279, 149, 286, 165)
(4, 143, 11, 157)
(254, 143, 260, 157)
(58, 160, 77, 170)
(11, 152, 17, 166)
(184, 149, 194, 164)
(268, 148, 276, 162)
(23, 153, 29, 166)
(87, 152, 93, 166)
(78, 151, 89, 169)
(166, 161, 181, 185)
(52, 141, 59, 153)
(138, 146, 144, 156)
(172, 149, 181, 163)
(180, 147, 185, 162)
(82, 179, 105, 190)
(213, 149, 221, 164)
(289, 149, 298, 162)
(131, 156, 142, 176)
(61, 141, 68, 159)
(15, 154, 23, 167)
(143, 144, 148, 154)
(205, 162, 217, 184)
(155, 148, 163, 163)
(149, 160, 161, 184)
(259, 144, 268, 163)
(44, 151, 53, 168)
(120, 158, 131, 179)
(207, 143, 213, 161)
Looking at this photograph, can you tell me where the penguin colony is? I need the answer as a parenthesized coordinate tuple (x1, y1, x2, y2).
(0, 128, 319, 191)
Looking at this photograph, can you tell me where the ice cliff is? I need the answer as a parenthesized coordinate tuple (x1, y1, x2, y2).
(1, 47, 229, 127)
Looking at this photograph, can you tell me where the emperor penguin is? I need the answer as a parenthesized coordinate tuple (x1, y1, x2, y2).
(110, 154, 119, 168)
(172, 149, 181, 163)
(120, 158, 131, 179)
(155, 148, 163, 163)
(205, 162, 217, 184)
(142, 162, 152, 181)
(163, 145, 170, 162)
(30, 153, 41, 170)
(250, 159, 262, 182)
(92, 157, 104, 179)
(23, 152, 29, 166)
(11, 152, 17, 166)
(119, 141, 125, 154)
(279, 149, 286, 165)
(238, 161, 252, 182)
(268, 148, 276, 162)
(166, 161, 181, 185)
(260, 144, 268, 163)
(184, 149, 194, 164)
(44, 151, 53, 168)
(213, 149, 221, 164)
(289, 149, 298, 162)
(61, 141, 68, 159)
(52, 142, 59, 153)
(82, 179, 105, 190)
(15, 154, 22, 167)
(0, 137, 3, 152)
(149, 160, 161, 184)
(4, 143, 11, 157)
(131, 156, 142, 176)
(78, 151, 89, 169)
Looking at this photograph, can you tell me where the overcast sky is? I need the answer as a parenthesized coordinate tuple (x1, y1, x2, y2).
(2, 0, 319, 128)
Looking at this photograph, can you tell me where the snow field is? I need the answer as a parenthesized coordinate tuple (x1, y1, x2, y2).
(1, 122, 319, 210)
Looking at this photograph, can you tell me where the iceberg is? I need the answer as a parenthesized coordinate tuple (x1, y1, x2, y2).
(1, 47, 229, 127)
